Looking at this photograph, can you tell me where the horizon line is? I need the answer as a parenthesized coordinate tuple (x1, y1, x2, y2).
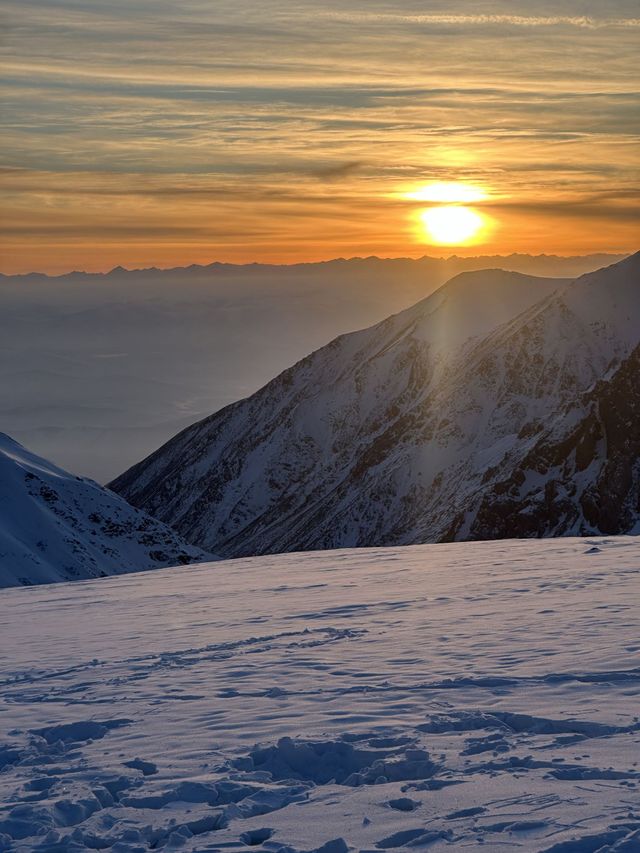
(0, 251, 630, 280)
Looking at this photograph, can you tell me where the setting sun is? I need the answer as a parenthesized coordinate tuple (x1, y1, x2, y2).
(419, 206, 487, 246)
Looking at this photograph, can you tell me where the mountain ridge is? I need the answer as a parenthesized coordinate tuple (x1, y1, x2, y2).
(111, 253, 640, 555)
(1, 252, 628, 281)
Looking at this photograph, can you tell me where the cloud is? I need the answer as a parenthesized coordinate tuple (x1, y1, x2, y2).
(484, 199, 640, 223)
(1, 0, 639, 270)
(317, 12, 640, 30)
(310, 162, 366, 181)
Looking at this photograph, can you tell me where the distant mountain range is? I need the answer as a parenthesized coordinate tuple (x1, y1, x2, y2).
(1, 253, 627, 481)
(0, 433, 212, 588)
(2, 253, 626, 282)
(112, 253, 640, 556)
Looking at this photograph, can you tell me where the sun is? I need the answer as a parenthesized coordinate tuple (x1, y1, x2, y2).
(419, 206, 486, 246)
(401, 181, 492, 246)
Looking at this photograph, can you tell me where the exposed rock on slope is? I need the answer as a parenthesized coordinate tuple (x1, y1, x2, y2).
(454, 344, 640, 540)
(112, 254, 639, 555)
(0, 433, 213, 588)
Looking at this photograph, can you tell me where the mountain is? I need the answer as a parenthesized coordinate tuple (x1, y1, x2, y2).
(110, 253, 640, 555)
(457, 343, 640, 540)
(0, 433, 213, 588)
(0, 254, 626, 481)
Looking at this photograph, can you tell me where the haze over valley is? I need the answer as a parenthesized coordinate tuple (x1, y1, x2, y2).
(1, 253, 625, 481)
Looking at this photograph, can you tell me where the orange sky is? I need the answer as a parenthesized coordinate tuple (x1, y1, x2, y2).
(1, 2, 639, 273)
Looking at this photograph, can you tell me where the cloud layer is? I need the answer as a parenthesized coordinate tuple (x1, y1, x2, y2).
(1, 0, 639, 271)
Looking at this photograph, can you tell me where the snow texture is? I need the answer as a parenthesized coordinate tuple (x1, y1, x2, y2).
(1, 536, 639, 850)
(0, 433, 213, 588)
(112, 254, 640, 556)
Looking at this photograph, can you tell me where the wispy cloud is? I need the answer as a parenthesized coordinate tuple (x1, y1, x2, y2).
(1, 0, 639, 271)
(318, 12, 640, 30)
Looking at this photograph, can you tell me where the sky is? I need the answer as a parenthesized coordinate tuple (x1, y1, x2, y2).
(1, 0, 639, 273)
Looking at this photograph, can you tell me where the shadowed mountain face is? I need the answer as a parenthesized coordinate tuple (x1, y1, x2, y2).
(0, 433, 213, 588)
(111, 254, 640, 556)
(455, 344, 640, 541)
(0, 254, 624, 481)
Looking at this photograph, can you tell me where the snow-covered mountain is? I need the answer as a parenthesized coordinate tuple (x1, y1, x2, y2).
(112, 253, 640, 557)
(0, 433, 213, 588)
(453, 343, 640, 540)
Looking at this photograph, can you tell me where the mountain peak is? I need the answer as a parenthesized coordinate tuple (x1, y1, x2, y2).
(112, 255, 639, 557)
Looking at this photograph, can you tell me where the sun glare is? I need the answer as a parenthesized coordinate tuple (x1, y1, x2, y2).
(402, 181, 491, 246)
(419, 206, 486, 246)
(405, 182, 487, 204)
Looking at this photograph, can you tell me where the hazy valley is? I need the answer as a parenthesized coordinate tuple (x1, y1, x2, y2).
(1, 254, 623, 482)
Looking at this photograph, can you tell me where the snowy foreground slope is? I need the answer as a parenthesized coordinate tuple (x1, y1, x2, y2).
(1, 538, 639, 851)
(0, 433, 211, 588)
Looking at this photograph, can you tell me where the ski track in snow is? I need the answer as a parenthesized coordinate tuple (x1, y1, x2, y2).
(0, 537, 639, 851)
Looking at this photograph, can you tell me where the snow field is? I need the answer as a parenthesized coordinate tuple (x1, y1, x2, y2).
(0, 537, 639, 851)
